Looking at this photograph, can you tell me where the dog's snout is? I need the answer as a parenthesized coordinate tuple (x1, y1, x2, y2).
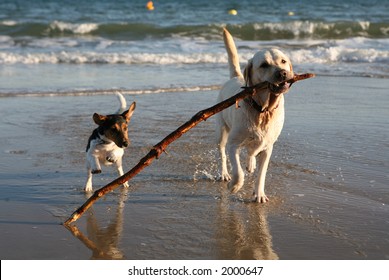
(278, 70, 287, 79)
(122, 141, 129, 147)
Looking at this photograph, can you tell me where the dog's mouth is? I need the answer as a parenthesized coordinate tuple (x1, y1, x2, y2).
(118, 141, 129, 148)
(269, 81, 291, 95)
(113, 140, 129, 148)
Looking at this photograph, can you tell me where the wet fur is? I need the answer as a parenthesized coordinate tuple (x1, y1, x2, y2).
(216, 29, 294, 203)
(85, 93, 136, 192)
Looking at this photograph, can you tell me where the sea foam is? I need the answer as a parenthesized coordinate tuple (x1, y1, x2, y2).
(47, 21, 99, 34)
(1, 42, 388, 66)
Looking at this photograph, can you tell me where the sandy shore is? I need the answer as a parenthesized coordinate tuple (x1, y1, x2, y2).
(0, 76, 388, 259)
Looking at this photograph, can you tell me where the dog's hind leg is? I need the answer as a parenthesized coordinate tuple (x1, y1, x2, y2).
(252, 145, 273, 203)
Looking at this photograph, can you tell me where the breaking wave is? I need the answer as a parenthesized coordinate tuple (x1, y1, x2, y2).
(1, 43, 388, 66)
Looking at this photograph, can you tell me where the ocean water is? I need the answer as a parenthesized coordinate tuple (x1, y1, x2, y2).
(0, 0, 388, 95)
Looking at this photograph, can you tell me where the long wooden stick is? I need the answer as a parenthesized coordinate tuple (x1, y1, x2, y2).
(64, 73, 315, 225)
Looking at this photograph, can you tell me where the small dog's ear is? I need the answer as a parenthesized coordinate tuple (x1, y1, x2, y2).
(93, 113, 107, 125)
(122, 102, 136, 123)
(243, 59, 253, 86)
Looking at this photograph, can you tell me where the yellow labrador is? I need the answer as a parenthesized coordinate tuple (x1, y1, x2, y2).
(216, 29, 294, 203)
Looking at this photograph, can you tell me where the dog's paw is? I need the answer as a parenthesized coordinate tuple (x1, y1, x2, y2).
(91, 169, 102, 174)
(123, 181, 129, 188)
(84, 185, 93, 193)
(228, 178, 244, 194)
(220, 172, 231, 181)
(246, 156, 256, 173)
(252, 193, 269, 203)
(106, 156, 117, 163)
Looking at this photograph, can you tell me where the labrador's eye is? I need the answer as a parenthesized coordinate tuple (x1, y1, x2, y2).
(281, 59, 287, 64)
(260, 62, 270, 68)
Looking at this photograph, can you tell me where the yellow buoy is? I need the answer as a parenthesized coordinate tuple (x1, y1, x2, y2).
(228, 9, 238, 16)
(288, 11, 295, 16)
(146, 1, 154, 11)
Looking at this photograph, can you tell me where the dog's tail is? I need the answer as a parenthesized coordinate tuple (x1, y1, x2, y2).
(115, 92, 127, 114)
(223, 28, 242, 79)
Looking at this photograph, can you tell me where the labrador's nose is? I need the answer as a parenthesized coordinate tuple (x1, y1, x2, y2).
(278, 69, 287, 79)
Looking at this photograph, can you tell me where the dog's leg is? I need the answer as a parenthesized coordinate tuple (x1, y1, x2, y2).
(108, 148, 129, 188)
(87, 151, 102, 174)
(106, 148, 124, 164)
(85, 153, 100, 192)
(85, 159, 94, 192)
(226, 127, 247, 193)
(246, 145, 257, 173)
(253, 145, 273, 203)
(216, 123, 231, 181)
(85, 168, 93, 192)
(227, 143, 245, 193)
(115, 159, 129, 188)
(247, 155, 256, 173)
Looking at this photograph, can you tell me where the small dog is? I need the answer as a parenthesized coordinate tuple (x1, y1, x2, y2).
(84, 92, 136, 192)
(216, 29, 294, 203)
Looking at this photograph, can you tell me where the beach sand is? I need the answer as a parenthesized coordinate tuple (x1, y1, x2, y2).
(0, 76, 388, 260)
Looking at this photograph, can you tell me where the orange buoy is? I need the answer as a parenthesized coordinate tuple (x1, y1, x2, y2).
(146, 1, 154, 11)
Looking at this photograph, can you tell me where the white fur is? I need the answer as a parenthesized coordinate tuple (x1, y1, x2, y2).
(216, 29, 293, 203)
(84, 93, 135, 193)
(85, 139, 127, 193)
(115, 91, 127, 114)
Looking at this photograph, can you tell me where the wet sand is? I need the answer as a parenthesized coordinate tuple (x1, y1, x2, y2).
(0, 76, 388, 259)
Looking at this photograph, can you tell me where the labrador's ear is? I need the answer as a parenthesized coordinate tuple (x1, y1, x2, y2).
(243, 59, 253, 86)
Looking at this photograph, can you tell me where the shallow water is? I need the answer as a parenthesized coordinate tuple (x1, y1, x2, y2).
(0, 76, 388, 259)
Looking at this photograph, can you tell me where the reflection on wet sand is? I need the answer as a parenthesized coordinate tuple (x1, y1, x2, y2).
(65, 188, 128, 259)
(65, 185, 278, 259)
(216, 194, 278, 260)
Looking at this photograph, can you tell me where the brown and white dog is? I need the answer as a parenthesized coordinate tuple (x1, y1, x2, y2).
(84, 92, 136, 192)
(216, 29, 294, 202)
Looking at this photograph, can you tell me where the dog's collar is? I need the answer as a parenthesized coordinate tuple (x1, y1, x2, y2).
(244, 81, 265, 113)
(244, 96, 282, 113)
(97, 133, 112, 145)
(244, 96, 264, 113)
